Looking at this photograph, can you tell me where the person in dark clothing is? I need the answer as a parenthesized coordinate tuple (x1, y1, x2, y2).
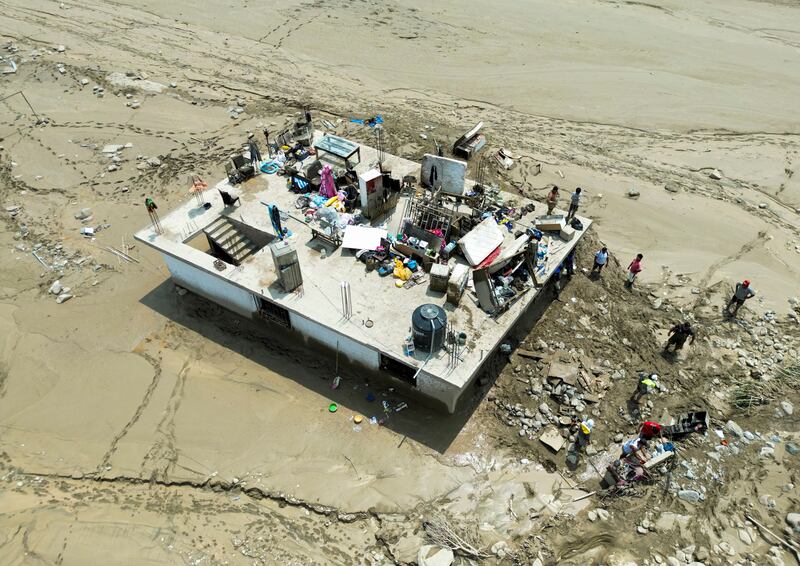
(566, 187, 582, 221)
(664, 322, 696, 352)
(564, 248, 576, 276)
(552, 265, 563, 300)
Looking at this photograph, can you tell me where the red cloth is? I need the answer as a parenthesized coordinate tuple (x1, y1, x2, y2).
(476, 246, 502, 269)
(628, 258, 642, 273)
(641, 421, 661, 439)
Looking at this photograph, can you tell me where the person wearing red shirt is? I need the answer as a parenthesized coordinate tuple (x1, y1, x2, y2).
(625, 253, 644, 288)
(640, 421, 662, 440)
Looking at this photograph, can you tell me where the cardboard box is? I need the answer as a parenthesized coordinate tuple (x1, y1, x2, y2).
(535, 215, 565, 232)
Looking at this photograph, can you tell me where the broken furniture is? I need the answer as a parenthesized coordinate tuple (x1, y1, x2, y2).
(310, 219, 342, 249)
(218, 189, 241, 207)
(458, 216, 504, 266)
(662, 411, 708, 439)
(452, 122, 486, 160)
(314, 134, 361, 169)
(420, 154, 467, 196)
(341, 225, 387, 251)
(358, 168, 386, 219)
(226, 154, 255, 185)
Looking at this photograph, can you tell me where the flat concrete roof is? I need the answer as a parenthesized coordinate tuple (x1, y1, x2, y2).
(135, 134, 591, 390)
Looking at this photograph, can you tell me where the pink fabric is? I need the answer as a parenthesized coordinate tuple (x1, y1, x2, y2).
(628, 258, 642, 274)
(320, 165, 337, 198)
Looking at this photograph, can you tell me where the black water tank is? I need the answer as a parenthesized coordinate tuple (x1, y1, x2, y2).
(411, 304, 448, 352)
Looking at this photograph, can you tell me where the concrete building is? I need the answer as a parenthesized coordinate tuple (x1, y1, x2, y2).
(135, 133, 591, 412)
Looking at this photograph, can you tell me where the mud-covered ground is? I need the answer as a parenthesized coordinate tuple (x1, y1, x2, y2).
(2, 1, 800, 565)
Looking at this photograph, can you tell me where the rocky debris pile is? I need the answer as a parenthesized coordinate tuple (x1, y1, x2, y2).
(491, 343, 615, 449)
(100, 142, 133, 172)
(228, 98, 247, 119)
(723, 314, 800, 377)
(136, 155, 163, 170)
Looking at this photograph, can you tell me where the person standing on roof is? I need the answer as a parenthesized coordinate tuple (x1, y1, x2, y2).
(625, 253, 644, 288)
(725, 279, 756, 317)
(664, 322, 696, 353)
(566, 187, 582, 221)
(631, 372, 660, 403)
(546, 186, 559, 215)
(591, 247, 609, 275)
(248, 133, 262, 174)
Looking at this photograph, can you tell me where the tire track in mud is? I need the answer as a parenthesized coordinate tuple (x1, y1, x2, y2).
(140, 357, 190, 483)
(96, 352, 163, 473)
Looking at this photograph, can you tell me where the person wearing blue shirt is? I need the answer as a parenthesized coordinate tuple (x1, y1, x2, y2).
(591, 247, 609, 275)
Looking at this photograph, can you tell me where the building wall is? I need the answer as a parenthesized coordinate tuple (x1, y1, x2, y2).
(163, 254, 258, 318)
(416, 370, 463, 413)
(289, 312, 380, 370)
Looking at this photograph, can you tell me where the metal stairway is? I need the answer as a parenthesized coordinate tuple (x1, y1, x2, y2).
(204, 216, 258, 266)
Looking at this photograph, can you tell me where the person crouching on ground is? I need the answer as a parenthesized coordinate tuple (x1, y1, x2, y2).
(631, 372, 660, 403)
(725, 279, 755, 317)
(639, 421, 663, 441)
(622, 436, 649, 464)
(625, 253, 643, 288)
(573, 419, 594, 454)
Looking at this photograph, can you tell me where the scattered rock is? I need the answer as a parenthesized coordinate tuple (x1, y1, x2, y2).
(596, 509, 610, 521)
(588, 510, 598, 522)
(490, 541, 509, 558)
(780, 401, 793, 416)
(417, 545, 454, 566)
(146, 156, 162, 168)
(56, 293, 73, 304)
(695, 547, 709, 561)
(48, 280, 63, 295)
(614, 433, 624, 443)
(725, 420, 744, 438)
(627, 188, 640, 198)
(787, 513, 800, 530)
(677, 489, 701, 503)
(664, 183, 680, 193)
(738, 528, 752, 545)
(74, 207, 92, 220)
(709, 169, 722, 180)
